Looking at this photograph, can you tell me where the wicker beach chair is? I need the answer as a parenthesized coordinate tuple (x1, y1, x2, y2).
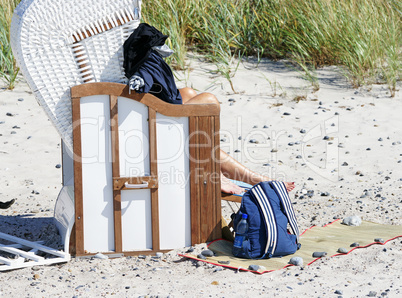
(11, 0, 141, 151)
(11, 0, 222, 257)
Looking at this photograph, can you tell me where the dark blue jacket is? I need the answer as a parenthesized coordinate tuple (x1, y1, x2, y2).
(135, 50, 182, 104)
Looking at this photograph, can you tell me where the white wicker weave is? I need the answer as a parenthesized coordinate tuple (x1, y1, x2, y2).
(10, 0, 142, 150)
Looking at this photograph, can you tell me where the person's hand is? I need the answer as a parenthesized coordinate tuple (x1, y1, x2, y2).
(284, 182, 295, 192)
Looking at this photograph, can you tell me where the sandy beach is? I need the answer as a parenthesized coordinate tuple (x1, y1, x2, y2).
(0, 56, 401, 297)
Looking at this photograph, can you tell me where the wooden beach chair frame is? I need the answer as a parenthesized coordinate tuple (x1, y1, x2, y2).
(68, 82, 222, 256)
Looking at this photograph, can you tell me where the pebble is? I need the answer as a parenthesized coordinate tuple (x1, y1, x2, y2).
(94, 253, 108, 259)
(312, 252, 327, 258)
(320, 192, 330, 196)
(214, 267, 223, 272)
(249, 139, 258, 143)
(218, 260, 230, 265)
(288, 142, 294, 146)
(263, 125, 268, 128)
(6, 112, 14, 117)
(374, 238, 384, 243)
(289, 257, 303, 266)
(366, 148, 371, 151)
(186, 247, 194, 253)
(248, 265, 260, 271)
(368, 291, 377, 297)
(271, 149, 278, 153)
(350, 242, 360, 247)
(300, 129, 306, 133)
(335, 290, 343, 295)
(342, 215, 362, 226)
(338, 248, 348, 254)
(55, 164, 61, 169)
(197, 254, 206, 260)
(283, 112, 291, 116)
(18, 98, 24, 101)
(211, 281, 219, 285)
(296, 155, 302, 159)
(342, 162, 348, 166)
(234, 149, 240, 153)
(201, 249, 214, 257)
(378, 138, 383, 141)
(228, 98, 235, 102)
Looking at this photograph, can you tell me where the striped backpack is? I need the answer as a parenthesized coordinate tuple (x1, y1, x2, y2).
(232, 181, 300, 259)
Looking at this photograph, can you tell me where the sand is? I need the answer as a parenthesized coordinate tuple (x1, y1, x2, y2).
(0, 56, 401, 297)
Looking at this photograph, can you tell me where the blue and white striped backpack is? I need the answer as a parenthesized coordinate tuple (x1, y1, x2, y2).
(232, 181, 301, 259)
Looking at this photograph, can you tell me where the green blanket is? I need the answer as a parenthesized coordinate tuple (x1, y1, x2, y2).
(181, 220, 402, 274)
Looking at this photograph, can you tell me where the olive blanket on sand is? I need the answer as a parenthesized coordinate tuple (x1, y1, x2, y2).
(181, 220, 402, 274)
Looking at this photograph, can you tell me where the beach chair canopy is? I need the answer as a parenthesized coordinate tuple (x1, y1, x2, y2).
(11, 0, 142, 150)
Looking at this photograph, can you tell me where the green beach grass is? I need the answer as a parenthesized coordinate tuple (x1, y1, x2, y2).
(1, 0, 400, 95)
(0, 0, 20, 89)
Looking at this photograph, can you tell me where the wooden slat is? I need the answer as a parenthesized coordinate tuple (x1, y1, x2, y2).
(71, 45, 93, 83)
(148, 108, 160, 251)
(71, 83, 220, 117)
(221, 193, 242, 203)
(113, 176, 158, 190)
(212, 115, 222, 240)
(75, 249, 171, 258)
(110, 95, 122, 253)
(189, 116, 200, 245)
(71, 11, 134, 44)
(198, 117, 214, 242)
(71, 95, 84, 255)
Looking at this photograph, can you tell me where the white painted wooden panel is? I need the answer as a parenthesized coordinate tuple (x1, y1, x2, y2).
(118, 97, 152, 251)
(80, 95, 114, 253)
(121, 189, 152, 250)
(117, 97, 150, 177)
(156, 114, 191, 249)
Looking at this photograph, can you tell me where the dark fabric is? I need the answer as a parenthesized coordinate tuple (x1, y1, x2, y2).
(123, 23, 168, 79)
(135, 51, 182, 104)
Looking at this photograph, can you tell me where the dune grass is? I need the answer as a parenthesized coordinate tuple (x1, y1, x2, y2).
(1, 0, 400, 95)
(0, 0, 20, 89)
(143, 0, 401, 96)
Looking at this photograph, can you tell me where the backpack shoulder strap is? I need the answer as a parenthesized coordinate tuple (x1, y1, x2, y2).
(251, 184, 278, 257)
(270, 181, 300, 243)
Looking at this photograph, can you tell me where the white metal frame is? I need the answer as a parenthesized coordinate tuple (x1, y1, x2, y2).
(0, 232, 70, 271)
